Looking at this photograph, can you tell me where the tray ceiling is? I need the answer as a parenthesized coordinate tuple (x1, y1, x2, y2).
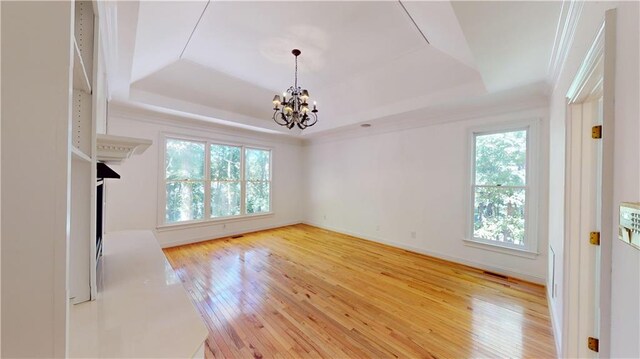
(111, 1, 561, 137)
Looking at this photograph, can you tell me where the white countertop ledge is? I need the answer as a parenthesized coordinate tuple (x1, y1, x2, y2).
(69, 230, 208, 358)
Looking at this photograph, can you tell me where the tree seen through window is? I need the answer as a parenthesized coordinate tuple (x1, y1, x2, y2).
(473, 129, 527, 246)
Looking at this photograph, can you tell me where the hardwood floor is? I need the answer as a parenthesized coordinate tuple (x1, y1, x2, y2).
(164, 224, 556, 358)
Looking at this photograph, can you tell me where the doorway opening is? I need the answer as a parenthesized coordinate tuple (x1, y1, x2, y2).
(562, 10, 616, 358)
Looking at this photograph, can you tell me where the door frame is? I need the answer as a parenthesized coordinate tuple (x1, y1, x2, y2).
(563, 9, 616, 358)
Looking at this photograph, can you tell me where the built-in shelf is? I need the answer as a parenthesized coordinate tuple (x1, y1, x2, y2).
(71, 146, 92, 162)
(73, 38, 91, 94)
(96, 134, 152, 163)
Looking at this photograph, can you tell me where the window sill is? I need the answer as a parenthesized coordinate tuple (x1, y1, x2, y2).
(157, 212, 274, 232)
(463, 238, 539, 259)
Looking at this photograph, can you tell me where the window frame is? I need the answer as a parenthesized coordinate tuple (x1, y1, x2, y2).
(163, 137, 208, 223)
(244, 147, 273, 215)
(465, 119, 540, 256)
(158, 133, 273, 229)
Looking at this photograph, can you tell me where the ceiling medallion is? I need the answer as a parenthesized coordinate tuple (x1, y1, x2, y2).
(272, 49, 318, 130)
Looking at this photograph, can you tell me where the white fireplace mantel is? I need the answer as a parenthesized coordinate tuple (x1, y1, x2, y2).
(96, 134, 152, 163)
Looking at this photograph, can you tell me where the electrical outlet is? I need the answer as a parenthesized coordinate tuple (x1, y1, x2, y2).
(410, 231, 416, 239)
(323, 215, 327, 220)
(376, 225, 380, 231)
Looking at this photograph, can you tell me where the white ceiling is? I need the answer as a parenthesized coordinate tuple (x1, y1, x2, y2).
(111, 1, 562, 137)
(451, 1, 561, 92)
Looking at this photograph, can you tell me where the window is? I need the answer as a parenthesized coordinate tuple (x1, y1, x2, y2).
(163, 136, 271, 225)
(210, 144, 241, 218)
(245, 148, 271, 214)
(165, 139, 206, 223)
(469, 122, 538, 253)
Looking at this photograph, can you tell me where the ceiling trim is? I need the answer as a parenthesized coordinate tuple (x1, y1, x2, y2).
(398, 0, 430, 45)
(303, 96, 549, 145)
(179, 0, 210, 59)
(108, 100, 304, 146)
(304, 81, 486, 136)
(548, 0, 585, 89)
(566, 21, 604, 103)
(129, 87, 298, 136)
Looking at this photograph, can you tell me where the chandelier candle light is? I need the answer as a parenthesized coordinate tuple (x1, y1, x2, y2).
(272, 49, 318, 129)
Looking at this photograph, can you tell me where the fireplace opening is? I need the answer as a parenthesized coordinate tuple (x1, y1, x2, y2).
(96, 163, 120, 261)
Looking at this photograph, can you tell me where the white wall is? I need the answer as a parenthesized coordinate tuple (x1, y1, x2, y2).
(104, 104, 305, 248)
(101, 3, 639, 355)
(1, 2, 72, 357)
(548, 2, 640, 357)
(303, 106, 550, 284)
(609, 4, 640, 356)
(1, 2, 3, 353)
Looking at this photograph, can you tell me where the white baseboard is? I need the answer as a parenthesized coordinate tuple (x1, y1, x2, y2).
(303, 221, 546, 285)
(157, 220, 546, 284)
(157, 220, 303, 248)
(547, 291, 562, 357)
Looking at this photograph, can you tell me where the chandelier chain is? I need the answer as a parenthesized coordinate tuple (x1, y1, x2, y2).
(294, 55, 298, 89)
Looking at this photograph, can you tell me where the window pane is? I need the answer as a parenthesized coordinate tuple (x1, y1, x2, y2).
(165, 181, 205, 223)
(475, 130, 527, 186)
(211, 181, 241, 217)
(246, 181, 270, 214)
(165, 139, 205, 180)
(473, 187, 525, 246)
(210, 144, 241, 180)
(245, 148, 270, 181)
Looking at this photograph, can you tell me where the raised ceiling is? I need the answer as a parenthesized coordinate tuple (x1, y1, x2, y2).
(111, 1, 562, 137)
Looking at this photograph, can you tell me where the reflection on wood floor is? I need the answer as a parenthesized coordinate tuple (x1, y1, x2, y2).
(164, 224, 556, 358)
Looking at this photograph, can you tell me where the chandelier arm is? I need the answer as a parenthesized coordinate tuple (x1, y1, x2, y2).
(272, 110, 282, 124)
(305, 112, 318, 127)
(273, 109, 290, 126)
(282, 112, 292, 125)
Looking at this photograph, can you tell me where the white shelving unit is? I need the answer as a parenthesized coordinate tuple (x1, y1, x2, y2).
(71, 145, 92, 162)
(72, 39, 91, 94)
(69, 0, 102, 304)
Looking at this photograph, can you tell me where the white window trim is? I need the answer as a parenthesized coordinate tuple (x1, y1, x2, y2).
(465, 118, 540, 256)
(157, 133, 273, 229)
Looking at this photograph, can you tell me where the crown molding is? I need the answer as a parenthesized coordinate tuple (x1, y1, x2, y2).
(108, 100, 304, 146)
(566, 21, 604, 103)
(548, 0, 585, 89)
(303, 87, 549, 145)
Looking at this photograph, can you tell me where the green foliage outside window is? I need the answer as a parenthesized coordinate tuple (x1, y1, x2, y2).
(473, 130, 527, 246)
(245, 148, 270, 214)
(165, 139, 205, 223)
(165, 138, 271, 224)
(210, 145, 241, 217)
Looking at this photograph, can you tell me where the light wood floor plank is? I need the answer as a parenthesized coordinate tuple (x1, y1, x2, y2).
(164, 224, 556, 358)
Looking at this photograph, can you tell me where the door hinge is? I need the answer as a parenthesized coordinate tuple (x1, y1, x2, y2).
(592, 125, 602, 139)
(590, 232, 601, 245)
(588, 337, 599, 352)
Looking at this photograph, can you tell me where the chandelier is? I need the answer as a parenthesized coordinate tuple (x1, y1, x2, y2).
(272, 49, 318, 130)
